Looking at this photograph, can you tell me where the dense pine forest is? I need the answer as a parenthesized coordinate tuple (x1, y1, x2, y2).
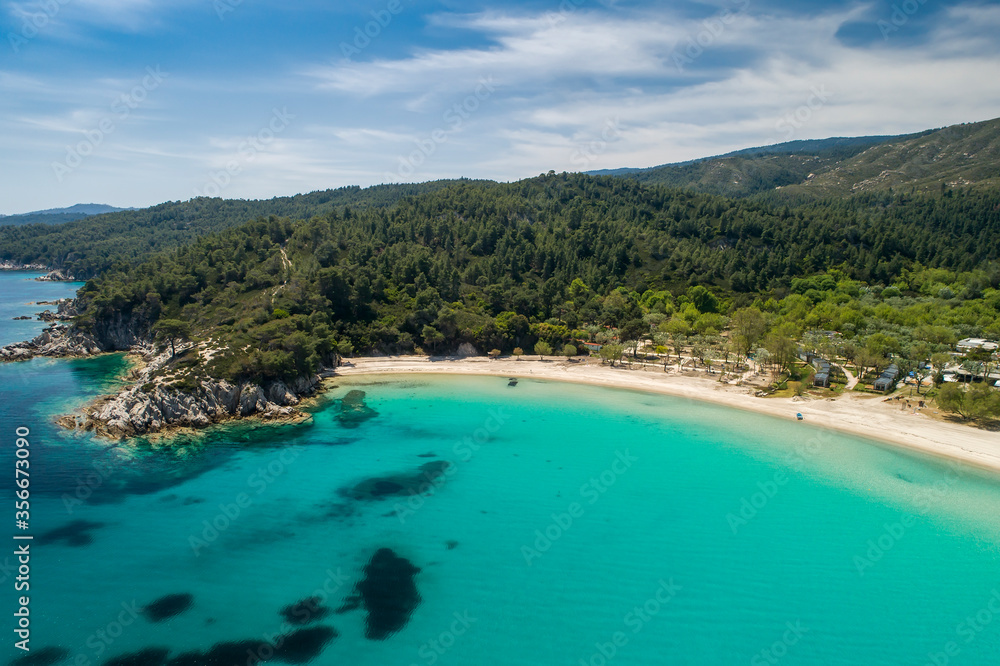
(0, 181, 462, 278)
(56, 173, 999, 402)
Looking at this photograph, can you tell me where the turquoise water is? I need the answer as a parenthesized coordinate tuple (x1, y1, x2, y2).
(2, 288, 1000, 665)
(0, 271, 84, 346)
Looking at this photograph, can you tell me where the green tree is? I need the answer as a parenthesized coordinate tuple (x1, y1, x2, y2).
(686, 285, 720, 313)
(153, 319, 192, 357)
(422, 325, 445, 354)
(563, 344, 577, 358)
(937, 383, 1000, 420)
(620, 319, 648, 357)
(599, 343, 625, 367)
(534, 341, 552, 359)
(731, 307, 766, 359)
(865, 333, 901, 359)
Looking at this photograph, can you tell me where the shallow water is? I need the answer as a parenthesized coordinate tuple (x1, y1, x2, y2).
(2, 286, 1000, 665)
(0, 271, 83, 346)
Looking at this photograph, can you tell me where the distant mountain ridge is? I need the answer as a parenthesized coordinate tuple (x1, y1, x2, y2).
(591, 117, 1000, 200)
(0, 203, 129, 227)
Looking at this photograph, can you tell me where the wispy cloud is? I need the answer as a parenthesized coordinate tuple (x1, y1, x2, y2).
(0, 0, 998, 212)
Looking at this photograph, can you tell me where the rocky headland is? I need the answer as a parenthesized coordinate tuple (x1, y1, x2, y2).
(57, 350, 322, 438)
(2, 301, 328, 439)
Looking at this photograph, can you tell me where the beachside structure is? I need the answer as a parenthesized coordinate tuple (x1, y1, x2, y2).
(957, 338, 999, 352)
(873, 364, 900, 393)
(943, 363, 1000, 386)
(799, 348, 837, 387)
(813, 358, 833, 388)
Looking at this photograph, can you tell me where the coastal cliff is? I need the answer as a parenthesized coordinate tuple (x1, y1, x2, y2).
(58, 336, 329, 437)
(61, 363, 320, 438)
(0, 322, 103, 361)
(0, 261, 76, 281)
(3, 302, 326, 438)
(1, 299, 106, 361)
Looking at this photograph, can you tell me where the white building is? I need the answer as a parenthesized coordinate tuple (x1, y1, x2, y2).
(957, 338, 999, 352)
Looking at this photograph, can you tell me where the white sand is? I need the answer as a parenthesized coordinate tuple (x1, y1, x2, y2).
(332, 355, 1000, 475)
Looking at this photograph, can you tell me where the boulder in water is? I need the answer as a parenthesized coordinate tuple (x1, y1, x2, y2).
(336, 390, 378, 427)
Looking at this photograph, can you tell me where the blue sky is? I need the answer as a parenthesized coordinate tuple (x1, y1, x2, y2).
(1, 0, 999, 213)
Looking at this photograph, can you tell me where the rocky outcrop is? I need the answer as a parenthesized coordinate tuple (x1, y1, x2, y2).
(3, 297, 324, 438)
(0, 261, 51, 271)
(456, 342, 479, 357)
(86, 308, 148, 350)
(37, 269, 77, 281)
(57, 344, 325, 438)
(0, 324, 104, 361)
(38, 303, 75, 322)
(76, 376, 318, 438)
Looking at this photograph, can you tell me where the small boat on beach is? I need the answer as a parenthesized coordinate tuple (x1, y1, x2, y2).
(796, 413, 803, 421)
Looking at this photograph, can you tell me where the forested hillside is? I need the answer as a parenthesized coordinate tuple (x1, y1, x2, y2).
(601, 117, 1000, 201)
(74, 173, 1000, 385)
(594, 135, 907, 197)
(0, 181, 464, 278)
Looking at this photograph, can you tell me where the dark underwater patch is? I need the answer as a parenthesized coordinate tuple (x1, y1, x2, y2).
(344, 461, 452, 502)
(9, 647, 70, 666)
(37, 520, 105, 547)
(336, 390, 378, 427)
(279, 596, 331, 626)
(142, 593, 194, 622)
(357, 548, 421, 640)
(277, 627, 338, 663)
(103, 647, 170, 666)
(166, 640, 268, 666)
(164, 626, 337, 665)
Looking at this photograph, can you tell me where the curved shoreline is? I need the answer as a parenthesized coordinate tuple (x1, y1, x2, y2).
(333, 356, 1000, 476)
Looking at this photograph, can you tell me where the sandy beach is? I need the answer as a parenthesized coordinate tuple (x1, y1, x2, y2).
(332, 355, 1000, 475)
